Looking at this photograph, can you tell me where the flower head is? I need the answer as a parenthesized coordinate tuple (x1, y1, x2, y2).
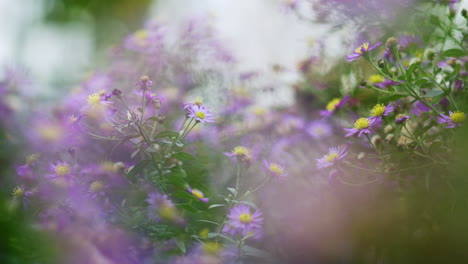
(262, 160, 287, 180)
(146, 192, 183, 223)
(320, 96, 349, 117)
(224, 146, 253, 163)
(222, 205, 263, 240)
(395, 114, 410, 124)
(437, 111, 465, 128)
(346, 41, 382, 62)
(316, 146, 348, 169)
(186, 104, 215, 123)
(187, 187, 209, 202)
(47, 162, 72, 179)
(306, 120, 332, 139)
(370, 103, 394, 118)
(344, 116, 382, 137)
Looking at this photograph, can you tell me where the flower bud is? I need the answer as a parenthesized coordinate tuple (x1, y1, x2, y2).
(385, 133, 394, 143)
(371, 135, 382, 146)
(386, 37, 399, 49)
(384, 124, 394, 134)
(157, 115, 166, 124)
(424, 48, 436, 61)
(112, 89, 122, 99)
(357, 152, 366, 160)
(377, 59, 385, 68)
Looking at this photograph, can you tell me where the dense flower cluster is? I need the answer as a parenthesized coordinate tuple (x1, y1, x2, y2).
(1, 1, 468, 263)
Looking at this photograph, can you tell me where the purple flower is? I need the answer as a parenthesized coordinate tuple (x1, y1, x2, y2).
(411, 101, 432, 116)
(186, 104, 215, 123)
(395, 114, 410, 124)
(346, 42, 382, 62)
(187, 187, 209, 202)
(47, 161, 72, 179)
(262, 160, 287, 181)
(437, 111, 465, 128)
(316, 146, 348, 169)
(224, 146, 253, 164)
(320, 96, 349, 117)
(136, 75, 153, 90)
(146, 192, 183, 223)
(370, 103, 394, 120)
(344, 116, 382, 137)
(222, 205, 263, 240)
(306, 120, 332, 139)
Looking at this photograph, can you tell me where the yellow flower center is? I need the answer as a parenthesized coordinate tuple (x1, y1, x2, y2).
(101, 161, 118, 173)
(203, 242, 222, 255)
(195, 111, 206, 119)
(371, 104, 386, 117)
(355, 43, 369, 54)
(239, 213, 253, 224)
(368, 74, 384, 84)
(38, 125, 63, 141)
(450, 111, 465, 123)
(134, 29, 148, 40)
(55, 164, 71, 176)
(90, 181, 104, 192)
(199, 228, 210, 238)
(87, 92, 102, 106)
(191, 189, 204, 199)
(354, 118, 370, 130)
(158, 205, 176, 220)
(325, 152, 338, 163)
(26, 153, 40, 164)
(326, 98, 341, 112)
(12, 186, 24, 198)
(269, 163, 283, 175)
(193, 96, 203, 106)
(233, 146, 250, 157)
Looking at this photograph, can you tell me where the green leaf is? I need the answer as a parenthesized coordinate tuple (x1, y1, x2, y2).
(197, 219, 221, 226)
(406, 63, 419, 79)
(176, 240, 186, 254)
(207, 233, 236, 243)
(156, 131, 179, 139)
(173, 152, 196, 161)
(429, 15, 441, 28)
(172, 191, 194, 200)
(415, 78, 429, 88)
(423, 89, 444, 98)
(235, 200, 258, 209)
(208, 204, 225, 209)
(127, 160, 152, 178)
(442, 49, 466, 57)
(227, 187, 237, 196)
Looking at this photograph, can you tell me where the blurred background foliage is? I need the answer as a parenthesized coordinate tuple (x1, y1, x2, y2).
(43, 0, 153, 49)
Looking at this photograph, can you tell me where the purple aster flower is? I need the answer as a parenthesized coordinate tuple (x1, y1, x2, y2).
(320, 95, 350, 117)
(222, 204, 263, 240)
(262, 159, 287, 181)
(316, 146, 348, 169)
(344, 116, 382, 137)
(187, 187, 209, 202)
(186, 104, 215, 123)
(411, 101, 432, 116)
(47, 161, 72, 179)
(136, 75, 153, 90)
(370, 103, 394, 121)
(346, 42, 382, 62)
(146, 192, 184, 223)
(224, 146, 253, 164)
(306, 120, 332, 139)
(395, 114, 411, 124)
(454, 80, 464, 92)
(437, 111, 466, 128)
